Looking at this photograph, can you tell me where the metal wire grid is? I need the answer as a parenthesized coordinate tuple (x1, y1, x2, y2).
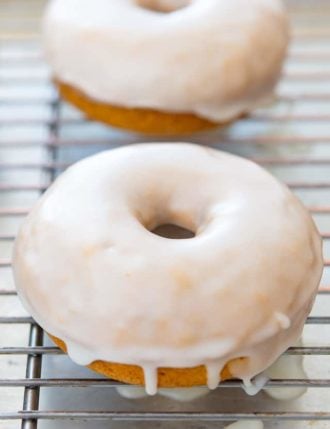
(1, 0, 330, 428)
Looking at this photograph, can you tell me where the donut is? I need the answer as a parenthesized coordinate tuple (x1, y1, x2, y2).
(13, 143, 322, 395)
(43, 0, 289, 134)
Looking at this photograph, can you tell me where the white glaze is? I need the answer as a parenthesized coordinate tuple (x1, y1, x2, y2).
(13, 143, 323, 395)
(43, 0, 289, 122)
(116, 338, 307, 400)
(143, 365, 158, 395)
(205, 359, 226, 390)
(242, 373, 269, 396)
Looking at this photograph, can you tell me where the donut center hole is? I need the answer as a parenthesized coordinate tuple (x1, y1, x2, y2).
(136, 0, 191, 13)
(151, 223, 195, 239)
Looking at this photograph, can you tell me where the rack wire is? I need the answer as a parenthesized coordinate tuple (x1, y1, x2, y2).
(0, 0, 330, 428)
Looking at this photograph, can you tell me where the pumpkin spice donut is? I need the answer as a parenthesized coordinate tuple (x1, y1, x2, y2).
(13, 144, 322, 395)
(43, 0, 290, 134)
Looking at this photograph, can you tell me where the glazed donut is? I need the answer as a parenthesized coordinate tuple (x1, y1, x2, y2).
(43, 0, 289, 134)
(13, 144, 322, 395)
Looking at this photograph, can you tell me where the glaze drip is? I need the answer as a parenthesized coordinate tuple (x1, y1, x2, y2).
(143, 365, 158, 395)
(205, 360, 226, 390)
(242, 374, 269, 396)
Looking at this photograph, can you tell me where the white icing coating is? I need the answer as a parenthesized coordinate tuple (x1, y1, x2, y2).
(116, 339, 306, 400)
(242, 373, 269, 396)
(206, 359, 226, 390)
(13, 143, 323, 395)
(43, 0, 289, 122)
(143, 365, 158, 395)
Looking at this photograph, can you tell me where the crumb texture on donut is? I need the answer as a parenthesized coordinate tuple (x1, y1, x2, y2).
(13, 144, 323, 394)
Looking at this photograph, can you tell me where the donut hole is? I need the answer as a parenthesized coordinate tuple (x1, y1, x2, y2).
(136, 0, 191, 13)
(151, 223, 195, 239)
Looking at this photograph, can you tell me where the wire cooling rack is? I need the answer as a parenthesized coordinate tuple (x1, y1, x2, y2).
(0, 0, 330, 428)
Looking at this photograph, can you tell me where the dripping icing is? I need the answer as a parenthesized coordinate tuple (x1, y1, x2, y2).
(143, 364, 158, 395)
(65, 340, 96, 366)
(242, 373, 269, 396)
(205, 359, 226, 390)
(13, 145, 322, 401)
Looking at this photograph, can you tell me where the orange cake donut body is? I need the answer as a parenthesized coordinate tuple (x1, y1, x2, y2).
(57, 81, 217, 134)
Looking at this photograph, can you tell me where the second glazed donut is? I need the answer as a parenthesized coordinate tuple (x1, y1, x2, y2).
(43, 0, 289, 133)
